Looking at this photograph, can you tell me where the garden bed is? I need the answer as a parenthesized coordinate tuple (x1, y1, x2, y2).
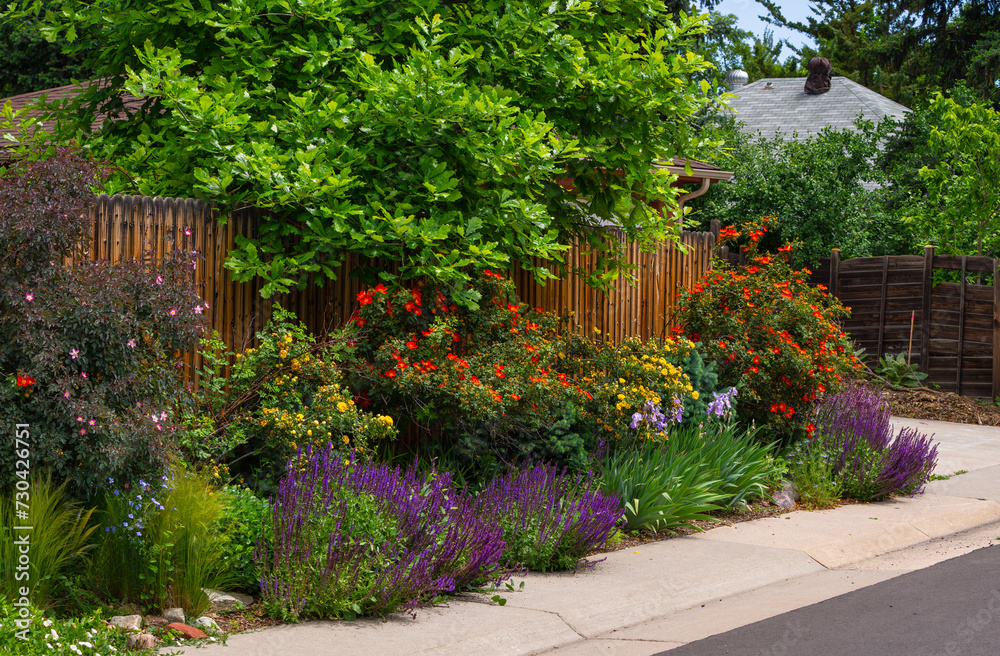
(882, 387, 1000, 427)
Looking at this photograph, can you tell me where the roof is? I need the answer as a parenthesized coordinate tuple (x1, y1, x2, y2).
(723, 76, 910, 141)
(0, 81, 143, 163)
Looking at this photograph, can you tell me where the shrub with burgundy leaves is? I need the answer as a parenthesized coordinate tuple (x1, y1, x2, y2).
(255, 445, 509, 621)
(0, 150, 206, 498)
(810, 385, 938, 501)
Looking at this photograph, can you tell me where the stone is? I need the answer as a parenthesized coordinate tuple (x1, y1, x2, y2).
(772, 490, 797, 510)
(108, 615, 142, 631)
(203, 588, 255, 612)
(163, 607, 186, 624)
(165, 622, 209, 640)
(781, 480, 801, 502)
(193, 616, 219, 631)
(126, 633, 161, 650)
(143, 615, 168, 628)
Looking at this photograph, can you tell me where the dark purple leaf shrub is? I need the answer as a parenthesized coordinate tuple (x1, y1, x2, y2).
(474, 463, 623, 572)
(0, 150, 207, 498)
(255, 446, 509, 620)
(812, 385, 938, 501)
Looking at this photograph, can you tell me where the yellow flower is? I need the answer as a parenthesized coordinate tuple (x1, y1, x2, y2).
(285, 334, 293, 343)
(343, 435, 350, 445)
(379, 415, 394, 426)
(343, 459, 350, 467)
(279, 350, 288, 359)
(307, 430, 313, 437)
(616, 394, 625, 400)
(618, 378, 626, 384)
(337, 401, 348, 412)
(692, 391, 700, 400)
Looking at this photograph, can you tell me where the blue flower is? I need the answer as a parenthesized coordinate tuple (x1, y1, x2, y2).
(128, 513, 133, 519)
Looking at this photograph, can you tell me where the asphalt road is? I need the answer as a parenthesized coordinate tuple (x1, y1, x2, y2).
(658, 544, 1000, 656)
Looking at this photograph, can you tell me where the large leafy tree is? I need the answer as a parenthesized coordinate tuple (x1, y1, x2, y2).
(905, 94, 1000, 258)
(0, 1, 90, 96)
(4, 0, 723, 303)
(689, 117, 913, 264)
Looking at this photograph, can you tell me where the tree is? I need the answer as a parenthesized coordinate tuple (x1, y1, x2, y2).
(0, 1, 90, 96)
(688, 117, 913, 264)
(906, 94, 1000, 258)
(3, 0, 723, 305)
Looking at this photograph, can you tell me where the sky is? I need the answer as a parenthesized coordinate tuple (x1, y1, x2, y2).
(710, 0, 818, 58)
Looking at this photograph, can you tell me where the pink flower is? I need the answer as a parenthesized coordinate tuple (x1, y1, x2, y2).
(168, 308, 177, 316)
(79, 429, 86, 436)
(63, 391, 71, 399)
(156, 275, 163, 285)
(184, 227, 192, 236)
(81, 372, 87, 379)
(204, 301, 210, 309)
(127, 338, 137, 349)
(88, 419, 96, 426)
(77, 416, 84, 422)
(70, 349, 79, 359)
(25, 292, 33, 302)
(194, 306, 203, 315)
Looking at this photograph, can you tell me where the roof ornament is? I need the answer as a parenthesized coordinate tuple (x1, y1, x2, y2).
(804, 57, 832, 95)
(725, 69, 748, 92)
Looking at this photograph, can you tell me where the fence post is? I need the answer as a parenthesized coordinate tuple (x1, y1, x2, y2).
(993, 257, 999, 400)
(828, 249, 840, 298)
(920, 245, 934, 375)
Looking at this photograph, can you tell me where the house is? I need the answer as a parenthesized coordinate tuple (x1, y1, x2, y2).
(721, 72, 910, 141)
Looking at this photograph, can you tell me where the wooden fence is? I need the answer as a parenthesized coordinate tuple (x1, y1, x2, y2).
(809, 247, 1000, 399)
(81, 194, 719, 370)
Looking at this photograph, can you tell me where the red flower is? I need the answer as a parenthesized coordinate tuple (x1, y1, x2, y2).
(406, 341, 418, 350)
(354, 316, 366, 327)
(356, 290, 373, 305)
(15, 375, 34, 387)
(373, 284, 389, 294)
(384, 370, 396, 378)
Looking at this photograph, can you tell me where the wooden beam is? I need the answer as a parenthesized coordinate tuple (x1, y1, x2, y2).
(876, 255, 889, 360)
(920, 245, 934, 375)
(957, 255, 968, 395)
(829, 248, 841, 298)
(993, 257, 1000, 400)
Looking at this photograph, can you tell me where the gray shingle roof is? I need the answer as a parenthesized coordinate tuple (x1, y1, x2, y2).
(723, 76, 910, 141)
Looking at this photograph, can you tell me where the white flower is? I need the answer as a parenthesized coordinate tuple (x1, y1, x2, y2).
(43, 619, 53, 627)
(79, 641, 93, 648)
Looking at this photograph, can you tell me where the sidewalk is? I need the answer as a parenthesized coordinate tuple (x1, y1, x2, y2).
(165, 417, 1000, 656)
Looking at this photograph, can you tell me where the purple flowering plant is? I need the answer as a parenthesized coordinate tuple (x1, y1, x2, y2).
(474, 463, 623, 572)
(809, 385, 938, 502)
(255, 445, 510, 621)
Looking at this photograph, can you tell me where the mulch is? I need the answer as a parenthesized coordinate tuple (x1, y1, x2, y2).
(880, 385, 1000, 427)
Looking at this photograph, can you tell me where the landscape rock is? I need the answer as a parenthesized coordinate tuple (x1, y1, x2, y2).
(108, 615, 142, 631)
(126, 633, 161, 650)
(781, 480, 801, 502)
(143, 615, 168, 628)
(203, 588, 254, 612)
(165, 622, 209, 640)
(193, 616, 219, 631)
(163, 607, 186, 624)
(772, 490, 797, 510)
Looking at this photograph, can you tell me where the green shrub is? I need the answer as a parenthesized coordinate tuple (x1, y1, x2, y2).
(785, 438, 842, 508)
(347, 271, 701, 468)
(218, 485, 270, 594)
(0, 599, 131, 655)
(599, 443, 725, 533)
(677, 217, 861, 443)
(0, 474, 95, 609)
(179, 307, 396, 493)
(90, 466, 235, 615)
(666, 422, 779, 510)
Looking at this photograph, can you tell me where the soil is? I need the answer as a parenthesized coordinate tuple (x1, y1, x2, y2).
(207, 605, 283, 635)
(880, 385, 1000, 427)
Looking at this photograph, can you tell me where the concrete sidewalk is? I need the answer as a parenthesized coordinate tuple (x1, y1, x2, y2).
(165, 417, 1000, 656)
